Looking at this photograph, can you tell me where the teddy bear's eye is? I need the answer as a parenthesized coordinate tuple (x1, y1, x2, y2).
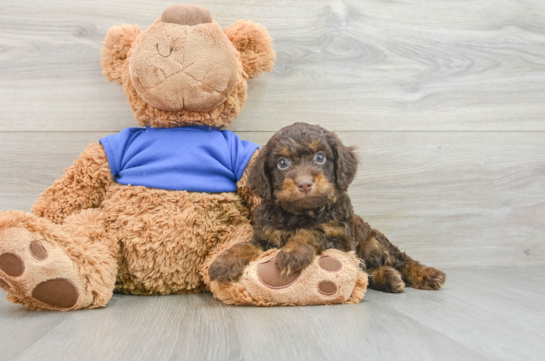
(277, 157, 291, 170)
(314, 151, 326, 165)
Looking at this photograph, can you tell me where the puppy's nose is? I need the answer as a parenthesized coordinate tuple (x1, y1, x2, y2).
(297, 179, 313, 193)
(161, 4, 213, 26)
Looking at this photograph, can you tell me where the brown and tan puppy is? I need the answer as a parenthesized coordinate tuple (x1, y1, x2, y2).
(210, 123, 446, 293)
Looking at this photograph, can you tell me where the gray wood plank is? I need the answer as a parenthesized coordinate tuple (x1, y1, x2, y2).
(371, 268, 545, 361)
(1, 0, 545, 132)
(0, 131, 543, 268)
(0, 301, 71, 360)
(1, 268, 543, 361)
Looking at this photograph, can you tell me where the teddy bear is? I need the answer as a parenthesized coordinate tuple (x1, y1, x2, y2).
(0, 4, 367, 310)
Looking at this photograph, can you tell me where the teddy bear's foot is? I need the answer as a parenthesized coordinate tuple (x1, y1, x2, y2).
(0, 226, 94, 311)
(210, 249, 368, 306)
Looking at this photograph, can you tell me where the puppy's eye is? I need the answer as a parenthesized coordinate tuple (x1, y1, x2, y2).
(277, 157, 291, 170)
(314, 151, 326, 165)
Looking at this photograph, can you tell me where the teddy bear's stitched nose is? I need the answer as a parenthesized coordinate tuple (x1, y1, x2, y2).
(161, 4, 212, 26)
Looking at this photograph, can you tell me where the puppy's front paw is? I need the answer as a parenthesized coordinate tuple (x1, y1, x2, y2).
(209, 243, 261, 283)
(276, 244, 315, 276)
(209, 251, 249, 283)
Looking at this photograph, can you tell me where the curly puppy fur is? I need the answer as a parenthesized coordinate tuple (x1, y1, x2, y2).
(210, 123, 446, 293)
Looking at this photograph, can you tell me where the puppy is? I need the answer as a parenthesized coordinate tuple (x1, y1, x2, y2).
(209, 123, 446, 293)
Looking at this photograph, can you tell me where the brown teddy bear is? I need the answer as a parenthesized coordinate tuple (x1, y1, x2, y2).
(0, 4, 366, 310)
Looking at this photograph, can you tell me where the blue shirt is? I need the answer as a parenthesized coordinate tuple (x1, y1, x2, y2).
(99, 126, 259, 193)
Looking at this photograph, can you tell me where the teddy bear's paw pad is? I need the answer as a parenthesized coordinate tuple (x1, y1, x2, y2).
(0, 253, 25, 277)
(317, 256, 343, 272)
(29, 241, 48, 261)
(32, 279, 79, 309)
(256, 259, 300, 289)
(229, 249, 367, 306)
(318, 280, 338, 295)
(0, 227, 91, 310)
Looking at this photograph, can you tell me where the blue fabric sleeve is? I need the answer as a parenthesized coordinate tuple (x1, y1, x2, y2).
(99, 128, 142, 177)
(221, 130, 260, 181)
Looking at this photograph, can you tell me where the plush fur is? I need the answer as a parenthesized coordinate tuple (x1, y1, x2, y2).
(209, 123, 446, 293)
(0, 5, 275, 310)
(32, 142, 114, 225)
(225, 20, 275, 79)
(100, 7, 275, 129)
(0, 209, 118, 310)
(210, 249, 368, 306)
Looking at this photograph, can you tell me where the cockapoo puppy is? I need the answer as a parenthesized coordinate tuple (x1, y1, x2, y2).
(210, 123, 446, 293)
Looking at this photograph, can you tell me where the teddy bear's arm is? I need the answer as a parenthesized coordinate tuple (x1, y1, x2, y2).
(31, 142, 115, 225)
(237, 149, 261, 213)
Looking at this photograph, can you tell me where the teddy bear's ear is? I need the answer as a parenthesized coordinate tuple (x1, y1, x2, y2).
(100, 24, 142, 84)
(224, 20, 275, 79)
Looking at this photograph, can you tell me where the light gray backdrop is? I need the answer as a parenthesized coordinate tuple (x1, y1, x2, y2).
(1, 0, 544, 269)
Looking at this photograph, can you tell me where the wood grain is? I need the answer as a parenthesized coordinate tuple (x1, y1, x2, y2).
(1, 1, 544, 359)
(1, 0, 545, 131)
(0, 131, 543, 268)
(1, 268, 544, 361)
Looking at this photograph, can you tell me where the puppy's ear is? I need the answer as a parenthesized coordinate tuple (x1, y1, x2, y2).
(248, 146, 273, 201)
(328, 133, 358, 191)
(101, 24, 142, 84)
(224, 20, 275, 79)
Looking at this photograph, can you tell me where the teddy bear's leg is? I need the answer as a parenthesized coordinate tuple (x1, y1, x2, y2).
(208, 247, 368, 307)
(0, 209, 118, 311)
(204, 223, 368, 306)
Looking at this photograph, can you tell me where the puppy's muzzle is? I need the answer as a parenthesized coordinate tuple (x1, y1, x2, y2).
(296, 178, 313, 193)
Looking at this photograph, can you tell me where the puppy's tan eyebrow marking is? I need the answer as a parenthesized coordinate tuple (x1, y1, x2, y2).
(278, 145, 291, 157)
(309, 139, 322, 152)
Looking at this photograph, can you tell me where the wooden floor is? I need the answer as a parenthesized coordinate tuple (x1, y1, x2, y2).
(1, 267, 543, 361)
